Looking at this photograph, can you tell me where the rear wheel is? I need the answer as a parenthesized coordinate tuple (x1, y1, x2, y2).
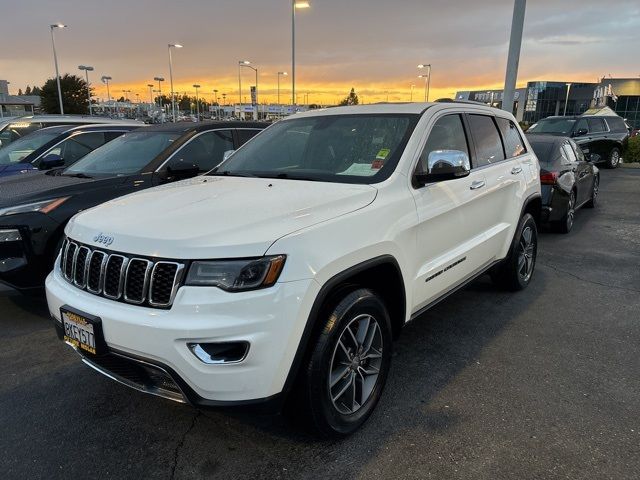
(585, 176, 599, 208)
(491, 213, 538, 291)
(297, 288, 392, 437)
(606, 148, 621, 169)
(553, 190, 575, 234)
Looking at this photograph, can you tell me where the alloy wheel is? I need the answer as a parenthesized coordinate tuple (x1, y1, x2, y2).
(566, 193, 575, 231)
(611, 150, 620, 167)
(593, 177, 599, 200)
(517, 225, 536, 282)
(329, 314, 383, 415)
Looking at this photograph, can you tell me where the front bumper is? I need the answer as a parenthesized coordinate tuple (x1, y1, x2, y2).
(0, 213, 62, 290)
(46, 264, 319, 406)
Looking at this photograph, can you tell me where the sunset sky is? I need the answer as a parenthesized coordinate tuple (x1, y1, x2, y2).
(3, 0, 639, 105)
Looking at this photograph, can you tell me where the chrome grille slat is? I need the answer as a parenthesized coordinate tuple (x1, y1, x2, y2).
(59, 237, 183, 309)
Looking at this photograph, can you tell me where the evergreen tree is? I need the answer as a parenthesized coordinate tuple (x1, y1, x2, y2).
(339, 88, 359, 106)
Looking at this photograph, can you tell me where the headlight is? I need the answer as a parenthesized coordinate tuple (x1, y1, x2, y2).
(0, 197, 70, 217)
(185, 255, 286, 291)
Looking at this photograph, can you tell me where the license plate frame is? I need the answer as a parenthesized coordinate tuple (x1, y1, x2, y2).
(60, 305, 107, 356)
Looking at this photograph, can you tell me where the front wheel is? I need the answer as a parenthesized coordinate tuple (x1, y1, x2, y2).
(299, 288, 392, 437)
(491, 213, 538, 291)
(585, 176, 599, 208)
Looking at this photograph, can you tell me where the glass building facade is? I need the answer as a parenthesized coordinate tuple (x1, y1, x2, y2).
(523, 81, 596, 124)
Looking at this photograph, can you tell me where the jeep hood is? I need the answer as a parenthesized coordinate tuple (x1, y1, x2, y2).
(66, 176, 377, 258)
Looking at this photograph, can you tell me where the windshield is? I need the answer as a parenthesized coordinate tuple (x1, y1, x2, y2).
(0, 122, 43, 148)
(64, 131, 181, 176)
(528, 118, 576, 134)
(213, 114, 418, 184)
(0, 129, 61, 165)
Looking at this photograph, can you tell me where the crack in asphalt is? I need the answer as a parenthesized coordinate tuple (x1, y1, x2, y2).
(170, 410, 201, 480)
(538, 261, 640, 293)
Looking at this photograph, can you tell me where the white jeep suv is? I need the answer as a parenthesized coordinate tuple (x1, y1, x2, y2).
(46, 102, 541, 436)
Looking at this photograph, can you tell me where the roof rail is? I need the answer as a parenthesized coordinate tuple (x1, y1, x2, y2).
(435, 98, 488, 106)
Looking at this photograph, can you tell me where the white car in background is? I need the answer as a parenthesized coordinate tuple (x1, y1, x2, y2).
(46, 102, 541, 437)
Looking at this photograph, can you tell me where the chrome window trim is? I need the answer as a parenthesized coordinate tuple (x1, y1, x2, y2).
(102, 254, 129, 300)
(154, 128, 233, 173)
(149, 262, 185, 307)
(123, 258, 153, 304)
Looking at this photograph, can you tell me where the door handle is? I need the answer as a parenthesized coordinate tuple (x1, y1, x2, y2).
(511, 166, 522, 174)
(470, 180, 486, 190)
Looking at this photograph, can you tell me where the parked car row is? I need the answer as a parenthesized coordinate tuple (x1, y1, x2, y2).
(0, 104, 611, 437)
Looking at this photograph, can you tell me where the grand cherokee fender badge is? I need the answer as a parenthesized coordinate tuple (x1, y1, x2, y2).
(93, 233, 114, 247)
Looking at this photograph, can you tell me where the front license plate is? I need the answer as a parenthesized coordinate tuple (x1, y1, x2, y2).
(61, 306, 105, 355)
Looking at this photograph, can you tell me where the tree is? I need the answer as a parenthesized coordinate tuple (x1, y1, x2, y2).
(31, 86, 42, 96)
(40, 74, 91, 114)
(25, 86, 32, 95)
(18, 88, 23, 96)
(339, 88, 359, 106)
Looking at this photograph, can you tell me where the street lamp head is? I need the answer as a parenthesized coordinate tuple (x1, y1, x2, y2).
(193, 84, 201, 88)
(154, 77, 165, 82)
(51, 23, 67, 29)
(169, 43, 183, 48)
(279, 71, 288, 76)
(101, 75, 112, 82)
(239, 60, 251, 65)
(417, 64, 431, 69)
(78, 65, 94, 71)
(418, 75, 427, 78)
(147, 84, 154, 88)
(294, 1, 310, 8)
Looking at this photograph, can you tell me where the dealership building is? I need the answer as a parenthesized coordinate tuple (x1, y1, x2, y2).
(456, 78, 640, 128)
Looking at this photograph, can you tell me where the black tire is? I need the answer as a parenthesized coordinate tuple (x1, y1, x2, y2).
(298, 288, 392, 437)
(552, 190, 575, 234)
(491, 213, 538, 291)
(585, 175, 598, 208)
(605, 148, 621, 169)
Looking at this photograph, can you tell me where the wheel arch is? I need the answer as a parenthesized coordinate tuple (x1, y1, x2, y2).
(281, 255, 406, 398)
(521, 192, 542, 227)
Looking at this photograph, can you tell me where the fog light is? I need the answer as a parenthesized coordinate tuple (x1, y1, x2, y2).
(188, 342, 249, 364)
(0, 229, 21, 242)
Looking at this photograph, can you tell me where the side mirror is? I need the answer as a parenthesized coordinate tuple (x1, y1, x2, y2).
(223, 150, 235, 161)
(415, 150, 471, 186)
(40, 153, 65, 169)
(573, 128, 588, 137)
(166, 160, 200, 180)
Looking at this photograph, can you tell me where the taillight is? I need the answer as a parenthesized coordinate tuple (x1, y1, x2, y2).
(540, 170, 558, 185)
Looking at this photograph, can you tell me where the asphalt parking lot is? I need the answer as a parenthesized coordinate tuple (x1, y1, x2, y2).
(1, 168, 639, 480)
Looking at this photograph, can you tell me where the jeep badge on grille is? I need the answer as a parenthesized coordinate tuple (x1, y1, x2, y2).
(93, 233, 114, 247)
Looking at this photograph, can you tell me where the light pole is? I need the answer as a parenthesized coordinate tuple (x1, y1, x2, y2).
(417, 64, 432, 101)
(193, 84, 200, 121)
(167, 44, 183, 122)
(78, 65, 94, 115)
(213, 89, 219, 119)
(277, 71, 288, 115)
(154, 76, 165, 120)
(101, 75, 112, 116)
(563, 83, 572, 116)
(50, 24, 67, 114)
(239, 60, 258, 119)
(147, 84, 154, 104)
(292, 1, 310, 109)
(502, 0, 527, 113)
(410, 84, 415, 102)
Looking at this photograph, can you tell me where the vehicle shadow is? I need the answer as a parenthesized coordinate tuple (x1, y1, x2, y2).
(0, 270, 547, 479)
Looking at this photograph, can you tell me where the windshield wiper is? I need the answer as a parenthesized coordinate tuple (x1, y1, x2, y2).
(61, 172, 93, 179)
(258, 172, 321, 182)
(208, 170, 258, 178)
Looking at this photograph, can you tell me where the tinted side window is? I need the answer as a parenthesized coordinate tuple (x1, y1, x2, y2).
(496, 117, 526, 157)
(237, 129, 261, 146)
(416, 114, 469, 174)
(605, 117, 626, 133)
(574, 118, 588, 134)
(48, 132, 107, 166)
(468, 114, 505, 167)
(569, 140, 586, 162)
(587, 118, 606, 133)
(167, 130, 234, 172)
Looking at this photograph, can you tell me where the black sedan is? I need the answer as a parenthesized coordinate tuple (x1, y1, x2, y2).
(0, 121, 265, 292)
(527, 134, 599, 233)
(0, 123, 141, 178)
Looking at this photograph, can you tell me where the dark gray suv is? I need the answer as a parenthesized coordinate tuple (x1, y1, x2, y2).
(527, 115, 629, 168)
